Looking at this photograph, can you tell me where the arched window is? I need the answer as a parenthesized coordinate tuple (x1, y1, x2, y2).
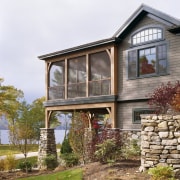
(132, 27, 163, 45)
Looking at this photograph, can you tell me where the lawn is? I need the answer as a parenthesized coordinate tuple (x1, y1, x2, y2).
(0, 144, 61, 156)
(0, 144, 39, 156)
(19, 168, 83, 180)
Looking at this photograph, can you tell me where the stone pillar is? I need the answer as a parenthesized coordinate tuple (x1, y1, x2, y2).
(84, 128, 93, 163)
(38, 128, 57, 169)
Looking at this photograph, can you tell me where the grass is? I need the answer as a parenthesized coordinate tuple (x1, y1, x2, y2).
(19, 168, 83, 180)
(0, 144, 39, 156)
(0, 144, 61, 156)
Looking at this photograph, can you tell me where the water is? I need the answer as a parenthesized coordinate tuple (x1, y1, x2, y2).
(0, 130, 67, 144)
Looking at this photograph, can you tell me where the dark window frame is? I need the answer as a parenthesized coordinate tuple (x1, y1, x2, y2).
(127, 25, 168, 79)
(132, 108, 155, 124)
(131, 25, 164, 47)
(127, 41, 168, 79)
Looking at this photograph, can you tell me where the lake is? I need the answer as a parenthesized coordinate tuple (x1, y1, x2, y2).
(0, 130, 67, 144)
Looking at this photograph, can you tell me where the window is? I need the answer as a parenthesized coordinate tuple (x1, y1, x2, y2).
(132, 27, 162, 45)
(128, 26, 167, 79)
(133, 108, 155, 124)
(49, 61, 65, 100)
(47, 50, 111, 100)
(89, 51, 111, 96)
(68, 56, 86, 98)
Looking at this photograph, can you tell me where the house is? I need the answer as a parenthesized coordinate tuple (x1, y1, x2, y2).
(38, 4, 180, 134)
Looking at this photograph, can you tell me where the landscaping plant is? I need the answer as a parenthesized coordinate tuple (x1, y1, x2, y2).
(89, 128, 122, 163)
(69, 111, 89, 164)
(95, 138, 118, 163)
(17, 160, 32, 172)
(60, 135, 79, 167)
(4, 153, 17, 172)
(120, 139, 141, 159)
(148, 165, 175, 180)
(147, 81, 180, 114)
(43, 154, 58, 170)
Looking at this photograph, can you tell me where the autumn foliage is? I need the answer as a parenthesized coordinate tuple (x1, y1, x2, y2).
(171, 86, 180, 112)
(147, 81, 180, 114)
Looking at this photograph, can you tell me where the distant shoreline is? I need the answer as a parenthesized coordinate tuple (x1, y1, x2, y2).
(0, 129, 67, 144)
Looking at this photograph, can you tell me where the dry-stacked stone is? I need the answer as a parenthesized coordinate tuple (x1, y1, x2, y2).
(140, 114, 180, 173)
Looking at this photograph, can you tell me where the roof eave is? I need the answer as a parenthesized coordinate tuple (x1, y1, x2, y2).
(38, 37, 117, 60)
(168, 26, 180, 34)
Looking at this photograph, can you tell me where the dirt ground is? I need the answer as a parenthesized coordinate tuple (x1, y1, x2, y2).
(0, 159, 153, 180)
(82, 159, 151, 180)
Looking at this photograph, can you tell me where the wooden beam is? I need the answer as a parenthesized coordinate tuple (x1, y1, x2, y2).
(65, 59, 67, 99)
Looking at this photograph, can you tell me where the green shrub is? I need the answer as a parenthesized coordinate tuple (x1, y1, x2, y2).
(95, 138, 120, 163)
(60, 138, 72, 154)
(43, 154, 58, 170)
(4, 153, 16, 172)
(120, 139, 140, 159)
(148, 166, 175, 180)
(0, 159, 5, 171)
(60, 153, 79, 167)
(16, 156, 37, 169)
(17, 160, 32, 172)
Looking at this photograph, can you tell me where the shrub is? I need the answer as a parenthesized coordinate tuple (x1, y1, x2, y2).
(120, 139, 141, 159)
(171, 87, 180, 112)
(95, 138, 119, 163)
(43, 154, 58, 170)
(4, 153, 16, 172)
(88, 128, 122, 162)
(60, 153, 79, 167)
(148, 166, 175, 180)
(16, 156, 37, 169)
(147, 81, 180, 114)
(60, 137, 72, 154)
(0, 159, 5, 171)
(69, 112, 89, 164)
(17, 160, 32, 172)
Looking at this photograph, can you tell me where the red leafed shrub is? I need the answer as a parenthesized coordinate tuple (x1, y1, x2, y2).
(87, 129, 122, 162)
(171, 87, 180, 112)
(147, 81, 180, 114)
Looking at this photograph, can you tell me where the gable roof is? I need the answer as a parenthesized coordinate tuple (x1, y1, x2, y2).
(113, 4, 180, 38)
(39, 4, 180, 60)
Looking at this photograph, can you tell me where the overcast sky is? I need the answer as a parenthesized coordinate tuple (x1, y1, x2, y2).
(0, 0, 180, 103)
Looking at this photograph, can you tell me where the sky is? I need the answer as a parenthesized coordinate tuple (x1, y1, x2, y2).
(0, 0, 180, 103)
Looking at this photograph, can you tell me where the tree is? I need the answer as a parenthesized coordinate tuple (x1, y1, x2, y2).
(147, 81, 180, 114)
(28, 97, 46, 141)
(69, 111, 89, 164)
(0, 78, 23, 120)
(9, 101, 34, 173)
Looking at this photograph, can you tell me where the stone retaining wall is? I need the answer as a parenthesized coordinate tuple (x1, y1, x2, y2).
(120, 129, 141, 146)
(140, 114, 180, 173)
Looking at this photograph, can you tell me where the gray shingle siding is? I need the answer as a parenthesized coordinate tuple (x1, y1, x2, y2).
(117, 15, 180, 101)
(116, 14, 180, 129)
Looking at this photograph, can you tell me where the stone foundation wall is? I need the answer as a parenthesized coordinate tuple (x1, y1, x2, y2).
(120, 129, 141, 146)
(38, 128, 57, 169)
(140, 114, 180, 173)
